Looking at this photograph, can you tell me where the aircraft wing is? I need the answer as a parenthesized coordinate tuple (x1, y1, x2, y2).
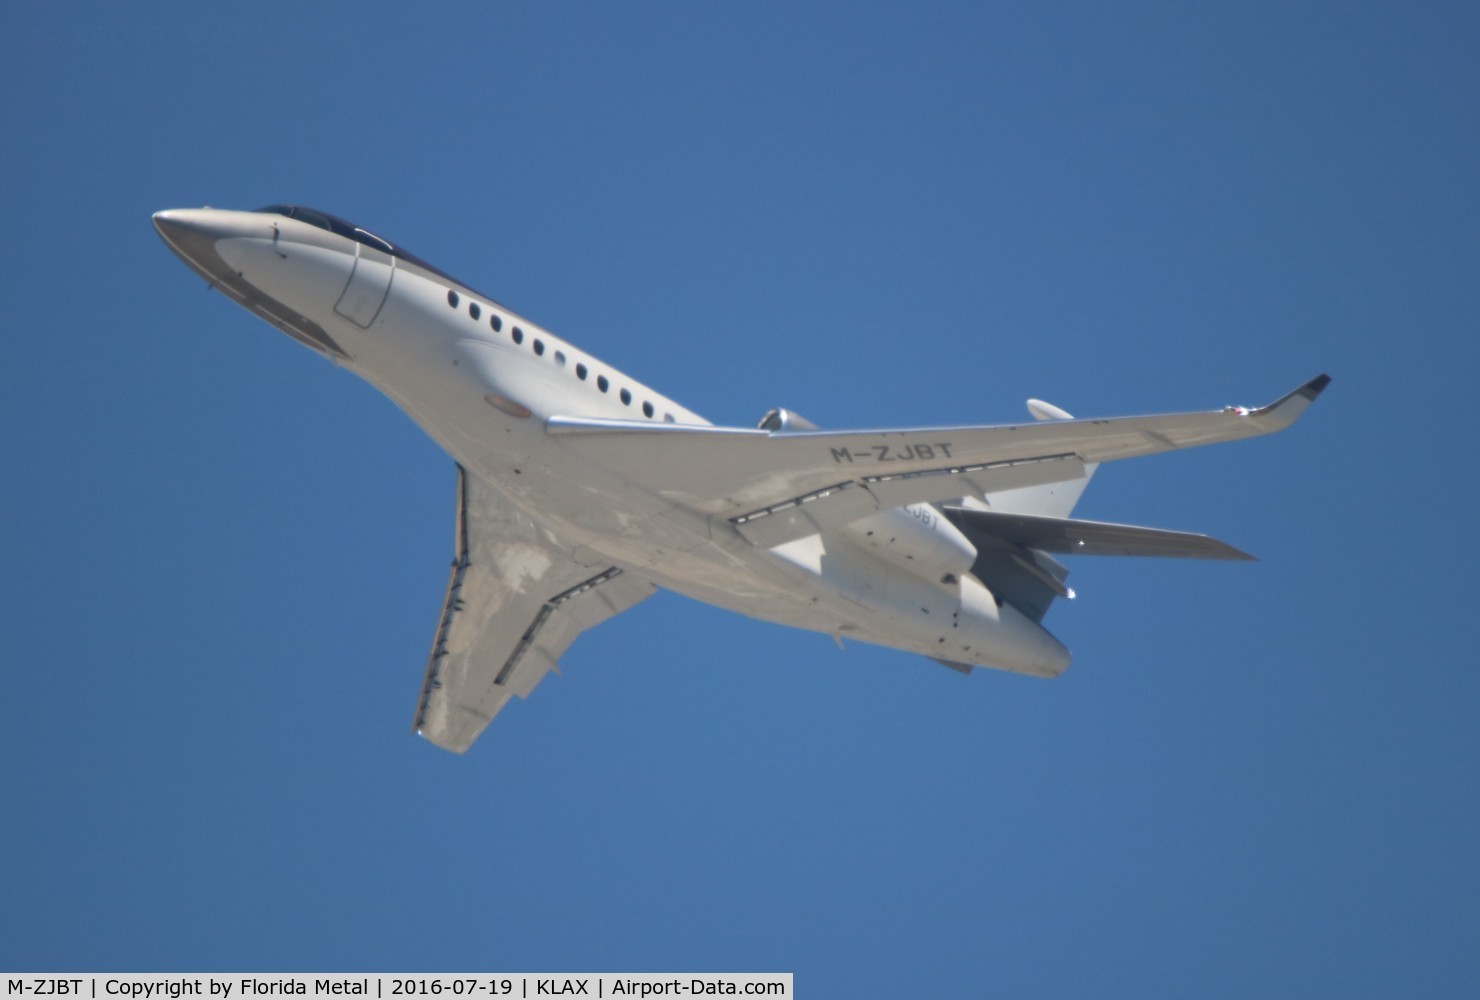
(412, 466, 656, 753)
(547, 375, 1330, 547)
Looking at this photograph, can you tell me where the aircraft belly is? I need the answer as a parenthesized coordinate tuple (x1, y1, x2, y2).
(489, 499, 853, 637)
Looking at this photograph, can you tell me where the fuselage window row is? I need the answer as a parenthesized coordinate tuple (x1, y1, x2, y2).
(445, 286, 662, 420)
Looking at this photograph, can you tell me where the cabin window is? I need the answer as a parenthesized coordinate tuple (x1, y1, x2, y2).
(576, 363, 588, 380)
(468, 302, 481, 320)
(512, 327, 524, 345)
(642, 401, 654, 418)
(664, 413, 676, 423)
(447, 290, 459, 308)
(620, 388, 632, 405)
(554, 350, 567, 367)
(597, 375, 609, 392)
(533, 339, 545, 356)
(490, 313, 503, 332)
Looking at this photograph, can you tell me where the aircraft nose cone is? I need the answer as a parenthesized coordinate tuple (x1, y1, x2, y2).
(152, 207, 195, 233)
(153, 208, 228, 271)
(152, 208, 215, 237)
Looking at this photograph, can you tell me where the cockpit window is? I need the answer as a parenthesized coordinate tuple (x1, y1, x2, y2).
(258, 205, 392, 251)
(256, 204, 487, 299)
(299, 210, 335, 232)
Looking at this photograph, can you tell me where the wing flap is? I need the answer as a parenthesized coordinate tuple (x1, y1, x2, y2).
(730, 454, 1087, 547)
(857, 453, 1085, 509)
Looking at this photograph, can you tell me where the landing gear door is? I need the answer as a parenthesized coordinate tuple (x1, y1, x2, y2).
(335, 241, 395, 328)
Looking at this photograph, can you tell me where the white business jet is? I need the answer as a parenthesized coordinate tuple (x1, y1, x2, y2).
(154, 205, 1329, 753)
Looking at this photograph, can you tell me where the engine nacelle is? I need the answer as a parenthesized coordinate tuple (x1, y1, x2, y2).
(756, 407, 819, 433)
(791, 531, 1069, 677)
(843, 503, 978, 581)
(866, 566, 1070, 678)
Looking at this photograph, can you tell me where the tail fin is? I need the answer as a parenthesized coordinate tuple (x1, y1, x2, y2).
(973, 398, 1099, 517)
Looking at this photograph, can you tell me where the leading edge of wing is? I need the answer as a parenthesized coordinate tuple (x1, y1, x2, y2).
(545, 375, 1331, 541)
(546, 374, 1330, 459)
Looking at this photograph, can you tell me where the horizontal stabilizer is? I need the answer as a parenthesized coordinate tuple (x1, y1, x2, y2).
(943, 506, 1255, 560)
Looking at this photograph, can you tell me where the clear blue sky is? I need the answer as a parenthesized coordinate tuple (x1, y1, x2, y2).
(3, 2, 1476, 995)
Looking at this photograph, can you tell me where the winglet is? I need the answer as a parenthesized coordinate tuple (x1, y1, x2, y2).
(1245, 373, 1332, 431)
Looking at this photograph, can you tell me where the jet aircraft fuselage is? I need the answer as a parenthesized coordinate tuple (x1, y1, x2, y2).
(154, 205, 1328, 752)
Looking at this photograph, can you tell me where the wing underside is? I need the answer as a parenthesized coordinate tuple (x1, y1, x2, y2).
(547, 375, 1330, 546)
(412, 466, 655, 753)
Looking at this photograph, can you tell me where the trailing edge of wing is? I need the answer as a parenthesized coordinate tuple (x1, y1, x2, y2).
(727, 454, 1086, 547)
(545, 375, 1331, 539)
(943, 506, 1255, 560)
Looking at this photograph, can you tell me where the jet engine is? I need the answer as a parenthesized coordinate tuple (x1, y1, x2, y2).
(756, 407, 819, 433)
